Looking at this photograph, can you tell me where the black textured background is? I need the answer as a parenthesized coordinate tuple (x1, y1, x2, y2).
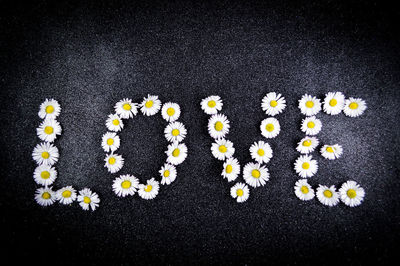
(1, 0, 400, 264)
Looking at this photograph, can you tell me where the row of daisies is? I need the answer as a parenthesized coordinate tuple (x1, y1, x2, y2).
(293, 92, 366, 207)
(102, 95, 188, 200)
(32, 99, 100, 210)
(200, 93, 287, 203)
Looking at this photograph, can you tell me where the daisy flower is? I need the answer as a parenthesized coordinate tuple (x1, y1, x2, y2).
(211, 138, 235, 161)
(343, 97, 367, 117)
(316, 185, 340, 206)
(301, 116, 322, 136)
(114, 98, 138, 119)
(36, 118, 62, 142)
(101, 132, 120, 153)
(33, 164, 57, 186)
(56, 186, 77, 205)
(38, 99, 61, 119)
(106, 114, 124, 132)
(323, 92, 345, 115)
(161, 102, 181, 122)
(298, 94, 321, 116)
(32, 142, 59, 166)
(35, 187, 56, 206)
(261, 92, 286, 116)
(230, 182, 250, 203)
(243, 162, 269, 188)
(260, 117, 280, 139)
(112, 174, 139, 197)
(250, 141, 273, 164)
(138, 178, 160, 200)
(201, 95, 223, 115)
(208, 114, 230, 139)
(104, 153, 124, 173)
(296, 136, 319, 154)
(320, 144, 343, 160)
(77, 188, 100, 211)
(221, 157, 241, 182)
(166, 142, 188, 165)
(339, 180, 365, 207)
(140, 94, 162, 116)
(294, 179, 315, 201)
(159, 163, 177, 185)
(164, 122, 187, 143)
(294, 155, 318, 178)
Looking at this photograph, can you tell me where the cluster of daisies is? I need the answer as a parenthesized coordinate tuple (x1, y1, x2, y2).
(201, 93, 286, 203)
(33, 99, 100, 211)
(294, 92, 366, 207)
(103, 96, 188, 200)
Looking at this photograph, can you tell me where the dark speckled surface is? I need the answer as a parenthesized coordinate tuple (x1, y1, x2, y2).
(1, 0, 400, 264)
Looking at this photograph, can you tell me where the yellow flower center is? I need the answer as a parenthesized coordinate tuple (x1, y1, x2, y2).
(349, 102, 358, 109)
(112, 119, 120, 126)
(145, 100, 153, 108)
(167, 107, 175, 116)
(323, 190, 333, 198)
(219, 145, 227, 153)
(251, 169, 261, 178)
(172, 148, 180, 157)
(108, 157, 116, 165)
(265, 123, 274, 132)
(305, 101, 314, 108)
(329, 99, 337, 107)
(270, 100, 278, 107)
(303, 140, 312, 147)
(107, 138, 114, 145)
(302, 162, 310, 169)
(45, 105, 54, 114)
(121, 180, 131, 189)
(307, 122, 315, 128)
(83, 196, 91, 204)
(300, 185, 309, 194)
(62, 190, 72, 198)
(347, 189, 357, 199)
(215, 121, 223, 131)
(40, 171, 50, 179)
(42, 192, 51, 199)
(225, 164, 233, 174)
(326, 146, 334, 153)
(122, 103, 131, 110)
(172, 129, 180, 136)
(257, 149, 265, 156)
(144, 185, 152, 192)
(163, 170, 170, 177)
(236, 189, 244, 197)
(208, 100, 216, 107)
(41, 151, 50, 159)
(44, 126, 54, 135)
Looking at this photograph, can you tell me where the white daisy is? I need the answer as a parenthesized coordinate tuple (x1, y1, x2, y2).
(114, 98, 138, 119)
(343, 97, 367, 117)
(138, 178, 159, 200)
(296, 136, 319, 154)
(159, 164, 177, 185)
(208, 114, 230, 139)
(211, 138, 235, 161)
(294, 179, 315, 201)
(161, 102, 181, 122)
(221, 157, 241, 182)
(140, 94, 162, 116)
(106, 114, 124, 132)
(294, 155, 318, 178)
(35, 187, 56, 206)
(33, 164, 57, 186)
(36, 118, 62, 142)
(200, 95, 223, 115)
(56, 186, 77, 205)
(243, 162, 269, 188)
(323, 92, 345, 115)
(230, 182, 250, 203)
(320, 144, 343, 160)
(77, 188, 100, 211)
(339, 180, 365, 207)
(316, 185, 340, 207)
(166, 142, 188, 165)
(112, 174, 139, 197)
(32, 142, 59, 166)
(301, 116, 322, 136)
(260, 117, 280, 139)
(261, 92, 286, 116)
(101, 132, 120, 153)
(298, 94, 322, 116)
(164, 122, 187, 143)
(38, 99, 61, 119)
(250, 141, 273, 164)
(104, 153, 124, 173)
